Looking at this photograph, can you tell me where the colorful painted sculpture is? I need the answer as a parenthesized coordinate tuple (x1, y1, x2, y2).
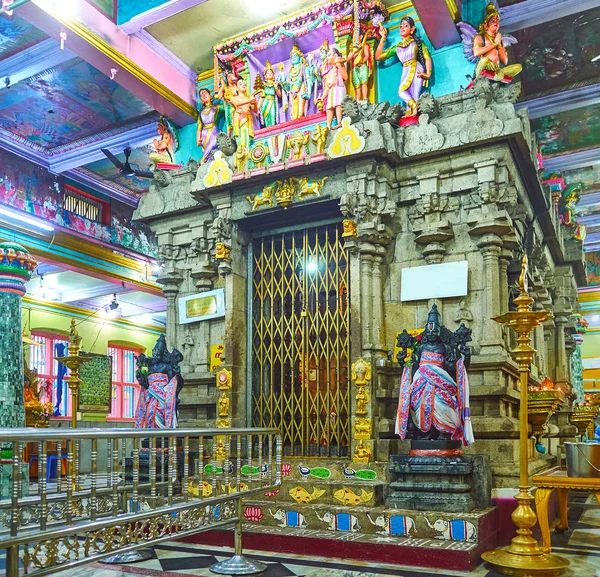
(321, 45, 348, 130)
(149, 118, 176, 168)
(255, 61, 281, 128)
(347, 30, 374, 102)
(230, 77, 258, 153)
(216, 70, 239, 137)
(457, 3, 521, 83)
(559, 183, 587, 242)
(395, 305, 474, 446)
(134, 335, 184, 429)
(302, 52, 320, 106)
(283, 43, 307, 121)
(196, 88, 222, 164)
(375, 17, 431, 119)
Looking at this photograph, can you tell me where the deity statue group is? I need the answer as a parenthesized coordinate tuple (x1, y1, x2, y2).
(192, 3, 520, 164)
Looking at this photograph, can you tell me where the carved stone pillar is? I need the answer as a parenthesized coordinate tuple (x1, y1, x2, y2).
(477, 234, 503, 354)
(359, 249, 374, 350)
(157, 268, 184, 351)
(554, 312, 571, 396)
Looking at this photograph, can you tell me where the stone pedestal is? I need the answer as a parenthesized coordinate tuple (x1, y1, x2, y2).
(387, 454, 492, 512)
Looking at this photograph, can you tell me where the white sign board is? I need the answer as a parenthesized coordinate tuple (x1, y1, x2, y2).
(178, 288, 225, 324)
(401, 261, 468, 302)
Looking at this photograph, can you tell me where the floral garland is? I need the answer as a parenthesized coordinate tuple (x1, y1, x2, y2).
(215, 0, 388, 60)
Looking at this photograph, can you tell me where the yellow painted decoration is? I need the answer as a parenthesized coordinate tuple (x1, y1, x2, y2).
(215, 242, 231, 260)
(211, 344, 224, 371)
(203, 151, 233, 187)
(354, 417, 372, 440)
(216, 368, 232, 390)
(327, 117, 366, 159)
(228, 482, 249, 493)
(342, 219, 357, 238)
(393, 329, 424, 364)
(353, 441, 372, 463)
(334, 487, 374, 506)
(289, 486, 326, 504)
(189, 481, 213, 497)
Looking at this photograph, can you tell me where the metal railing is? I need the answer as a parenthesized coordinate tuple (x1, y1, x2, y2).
(0, 427, 281, 576)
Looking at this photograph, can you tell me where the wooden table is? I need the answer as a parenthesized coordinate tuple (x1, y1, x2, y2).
(532, 466, 600, 553)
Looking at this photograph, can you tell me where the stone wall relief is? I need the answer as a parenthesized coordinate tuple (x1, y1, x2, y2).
(246, 176, 328, 212)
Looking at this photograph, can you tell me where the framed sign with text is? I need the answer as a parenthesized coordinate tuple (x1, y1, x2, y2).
(178, 289, 225, 324)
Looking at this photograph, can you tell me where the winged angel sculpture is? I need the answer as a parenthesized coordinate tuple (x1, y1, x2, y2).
(457, 3, 522, 84)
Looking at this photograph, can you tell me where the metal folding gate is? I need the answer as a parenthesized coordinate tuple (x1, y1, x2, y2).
(250, 223, 350, 457)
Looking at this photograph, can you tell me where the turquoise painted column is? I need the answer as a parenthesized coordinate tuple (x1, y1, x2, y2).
(0, 242, 37, 428)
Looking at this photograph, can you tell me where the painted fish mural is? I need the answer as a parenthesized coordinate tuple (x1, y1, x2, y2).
(333, 488, 374, 506)
(289, 486, 326, 504)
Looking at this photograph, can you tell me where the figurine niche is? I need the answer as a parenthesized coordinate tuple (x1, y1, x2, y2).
(135, 335, 184, 429)
(395, 305, 474, 445)
(458, 3, 522, 83)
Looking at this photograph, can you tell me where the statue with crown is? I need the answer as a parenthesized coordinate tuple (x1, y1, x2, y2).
(457, 2, 522, 85)
(395, 304, 475, 448)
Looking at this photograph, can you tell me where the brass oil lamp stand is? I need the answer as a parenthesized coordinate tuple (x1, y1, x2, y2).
(482, 257, 569, 577)
(55, 319, 90, 430)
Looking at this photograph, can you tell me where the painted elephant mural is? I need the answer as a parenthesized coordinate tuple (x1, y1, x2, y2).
(316, 511, 360, 532)
(367, 513, 416, 536)
(270, 509, 306, 528)
(426, 518, 477, 542)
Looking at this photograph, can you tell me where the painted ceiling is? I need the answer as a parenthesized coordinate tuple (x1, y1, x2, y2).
(0, 15, 46, 60)
(85, 145, 153, 194)
(534, 102, 600, 157)
(0, 56, 154, 148)
(513, 7, 600, 98)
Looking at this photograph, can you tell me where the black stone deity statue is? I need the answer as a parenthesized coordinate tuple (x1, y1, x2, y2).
(395, 305, 474, 446)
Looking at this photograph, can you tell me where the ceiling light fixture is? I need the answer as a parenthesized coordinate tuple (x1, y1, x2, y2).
(0, 206, 54, 232)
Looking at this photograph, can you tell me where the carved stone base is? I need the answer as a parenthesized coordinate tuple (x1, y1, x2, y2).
(387, 454, 492, 513)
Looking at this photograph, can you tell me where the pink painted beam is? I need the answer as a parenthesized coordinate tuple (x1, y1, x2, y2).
(18, 0, 196, 126)
(412, 0, 460, 49)
(120, 0, 210, 35)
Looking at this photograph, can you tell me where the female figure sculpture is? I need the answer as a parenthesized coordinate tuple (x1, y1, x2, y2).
(256, 61, 281, 128)
(196, 88, 221, 164)
(375, 17, 431, 119)
(347, 30, 374, 102)
(230, 77, 258, 152)
(458, 3, 521, 83)
(395, 305, 474, 446)
(283, 43, 307, 120)
(321, 45, 347, 130)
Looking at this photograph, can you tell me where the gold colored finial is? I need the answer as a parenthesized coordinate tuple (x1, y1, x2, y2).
(519, 254, 528, 296)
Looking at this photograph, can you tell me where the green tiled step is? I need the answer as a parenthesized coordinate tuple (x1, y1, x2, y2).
(242, 499, 495, 544)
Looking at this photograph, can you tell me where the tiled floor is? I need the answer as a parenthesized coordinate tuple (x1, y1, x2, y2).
(1, 494, 598, 577)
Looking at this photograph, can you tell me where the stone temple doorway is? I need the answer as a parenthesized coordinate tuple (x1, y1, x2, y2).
(250, 223, 350, 457)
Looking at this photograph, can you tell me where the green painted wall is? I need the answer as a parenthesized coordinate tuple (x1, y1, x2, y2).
(582, 333, 600, 359)
(23, 305, 162, 356)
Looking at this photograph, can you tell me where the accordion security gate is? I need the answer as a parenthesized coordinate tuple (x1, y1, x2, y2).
(251, 224, 350, 457)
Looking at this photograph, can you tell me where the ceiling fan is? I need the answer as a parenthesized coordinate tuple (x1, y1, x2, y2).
(100, 147, 154, 179)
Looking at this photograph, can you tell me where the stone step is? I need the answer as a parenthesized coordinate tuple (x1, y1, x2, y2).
(242, 498, 496, 545)
(279, 459, 388, 482)
(263, 478, 386, 506)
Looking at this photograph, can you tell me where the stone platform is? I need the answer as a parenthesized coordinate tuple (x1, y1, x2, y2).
(183, 505, 499, 572)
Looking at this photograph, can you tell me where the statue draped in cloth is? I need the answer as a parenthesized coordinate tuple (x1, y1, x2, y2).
(395, 305, 474, 446)
(135, 335, 184, 429)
